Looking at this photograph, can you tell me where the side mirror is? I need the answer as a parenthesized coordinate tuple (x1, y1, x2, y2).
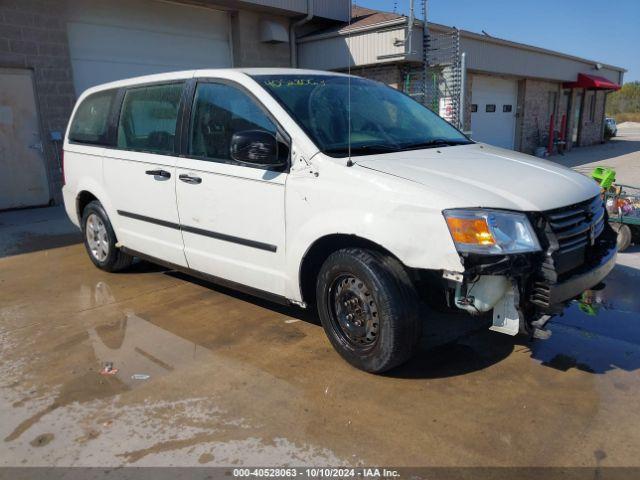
(230, 130, 285, 167)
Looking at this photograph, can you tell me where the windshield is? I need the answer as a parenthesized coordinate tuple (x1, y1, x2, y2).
(253, 74, 471, 157)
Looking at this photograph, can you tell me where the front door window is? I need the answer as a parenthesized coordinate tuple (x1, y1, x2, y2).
(189, 82, 279, 164)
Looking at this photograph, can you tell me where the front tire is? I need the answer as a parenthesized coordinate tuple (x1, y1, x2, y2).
(316, 248, 421, 373)
(81, 200, 133, 272)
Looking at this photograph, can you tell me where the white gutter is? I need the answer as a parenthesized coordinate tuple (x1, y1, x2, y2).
(290, 0, 314, 68)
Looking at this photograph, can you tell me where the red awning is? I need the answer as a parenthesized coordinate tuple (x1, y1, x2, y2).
(563, 73, 621, 91)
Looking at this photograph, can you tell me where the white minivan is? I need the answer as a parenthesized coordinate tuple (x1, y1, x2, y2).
(63, 69, 617, 373)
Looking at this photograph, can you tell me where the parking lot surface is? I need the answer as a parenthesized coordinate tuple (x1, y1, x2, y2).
(1, 132, 640, 467)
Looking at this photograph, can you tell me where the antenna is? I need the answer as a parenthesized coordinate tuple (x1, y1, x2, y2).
(346, 1, 353, 167)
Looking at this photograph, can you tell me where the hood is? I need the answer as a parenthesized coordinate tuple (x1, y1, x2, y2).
(355, 143, 600, 211)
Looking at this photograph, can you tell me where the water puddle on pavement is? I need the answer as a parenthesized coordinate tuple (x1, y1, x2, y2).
(3, 311, 208, 443)
(531, 260, 640, 375)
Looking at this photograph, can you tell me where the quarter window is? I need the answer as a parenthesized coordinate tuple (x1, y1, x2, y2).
(117, 83, 184, 155)
(69, 90, 116, 145)
(189, 82, 279, 163)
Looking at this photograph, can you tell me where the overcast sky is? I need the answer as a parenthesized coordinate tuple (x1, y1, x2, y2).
(356, 0, 639, 82)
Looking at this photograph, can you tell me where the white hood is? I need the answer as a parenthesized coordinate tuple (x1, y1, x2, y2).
(355, 143, 600, 211)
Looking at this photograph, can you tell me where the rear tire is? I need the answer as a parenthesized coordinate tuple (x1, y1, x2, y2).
(81, 200, 133, 272)
(611, 222, 632, 252)
(316, 248, 421, 373)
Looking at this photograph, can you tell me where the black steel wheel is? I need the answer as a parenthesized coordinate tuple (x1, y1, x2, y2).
(328, 274, 380, 351)
(316, 248, 421, 373)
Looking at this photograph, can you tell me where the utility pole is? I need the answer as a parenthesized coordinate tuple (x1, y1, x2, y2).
(421, 0, 429, 107)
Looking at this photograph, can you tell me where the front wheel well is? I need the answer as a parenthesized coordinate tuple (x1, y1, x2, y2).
(299, 234, 403, 306)
(76, 191, 98, 224)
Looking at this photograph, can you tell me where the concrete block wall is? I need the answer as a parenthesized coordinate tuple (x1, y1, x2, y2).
(0, 0, 76, 204)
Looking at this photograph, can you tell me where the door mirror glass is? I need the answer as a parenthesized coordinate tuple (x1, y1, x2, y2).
(230, 130, 283, 167)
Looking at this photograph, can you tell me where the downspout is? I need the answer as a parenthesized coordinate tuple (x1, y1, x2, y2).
(290, 0, 314, 68)
(459, 51, 466, 131)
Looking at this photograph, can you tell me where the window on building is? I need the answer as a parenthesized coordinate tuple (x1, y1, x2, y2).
(471, 104, 478, 113)
(503, 104, 513, 113)
(588, 93, 596, 122)
(69, 90, 116, 145)
(486, 104, 496, 113)
(117, 83, 184, 155)
(189, 82, 279, 163)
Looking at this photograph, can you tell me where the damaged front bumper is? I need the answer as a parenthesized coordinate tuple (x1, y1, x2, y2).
(439, 197, 618, 336)
(534, 240, 616, 307)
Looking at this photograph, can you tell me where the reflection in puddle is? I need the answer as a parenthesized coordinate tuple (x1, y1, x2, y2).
(531, 261, 640, 375)
(4, 311, 211, 442)
(88, 312, 208, 389)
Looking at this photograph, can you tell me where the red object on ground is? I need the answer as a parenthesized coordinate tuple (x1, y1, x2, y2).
(563, 73, 621, 91)
(547, 113, 555, 155)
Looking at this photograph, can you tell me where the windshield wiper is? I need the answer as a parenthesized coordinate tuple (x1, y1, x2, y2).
(324, 144, 401, 156)
(400, 139, 472, 150)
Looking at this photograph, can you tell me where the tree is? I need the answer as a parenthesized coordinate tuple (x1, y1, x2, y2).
(606, 81, 640, 115)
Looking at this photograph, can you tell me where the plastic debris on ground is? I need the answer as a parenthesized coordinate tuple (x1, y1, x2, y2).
(99, 362, 118, 376)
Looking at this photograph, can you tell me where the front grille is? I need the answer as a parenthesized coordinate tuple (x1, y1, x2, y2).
(546, 195, 605, 257)
(544, 196, 606, 276)
(528, 196, 613, 310)
(530, 280, 551, 307)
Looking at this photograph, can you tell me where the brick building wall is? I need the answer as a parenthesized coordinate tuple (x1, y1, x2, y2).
(461, 71, 473, 133)
(519, 79, 562, 154)
(351, 64, 403, 89)
(0, 0, 76, 203)
(577, 89, 606, 147)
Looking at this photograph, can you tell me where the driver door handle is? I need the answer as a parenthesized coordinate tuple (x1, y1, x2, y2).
(145, 169, 171, 179)
(179, 174, 202, 184)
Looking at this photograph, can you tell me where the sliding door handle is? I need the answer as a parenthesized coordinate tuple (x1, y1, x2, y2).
(179, 174, 202, 184)
(145, 169, 171, 179)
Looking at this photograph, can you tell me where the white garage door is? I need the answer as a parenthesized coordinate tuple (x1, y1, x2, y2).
(470, 76, 517, 149)
(67, 0, 232, 95)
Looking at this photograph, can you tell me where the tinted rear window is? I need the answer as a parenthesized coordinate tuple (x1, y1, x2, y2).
(117, 83, 184, 155)
(68, 90, 116, 145)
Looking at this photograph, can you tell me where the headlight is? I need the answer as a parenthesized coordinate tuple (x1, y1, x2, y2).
(443, 209, 541, 254)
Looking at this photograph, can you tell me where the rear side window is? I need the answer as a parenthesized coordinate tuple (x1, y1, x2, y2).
(117, 83, 184, 155)
(68, 90, 115, 145)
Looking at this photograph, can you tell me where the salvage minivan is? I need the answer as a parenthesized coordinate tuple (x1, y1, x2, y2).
(63, 69, 617, 373)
